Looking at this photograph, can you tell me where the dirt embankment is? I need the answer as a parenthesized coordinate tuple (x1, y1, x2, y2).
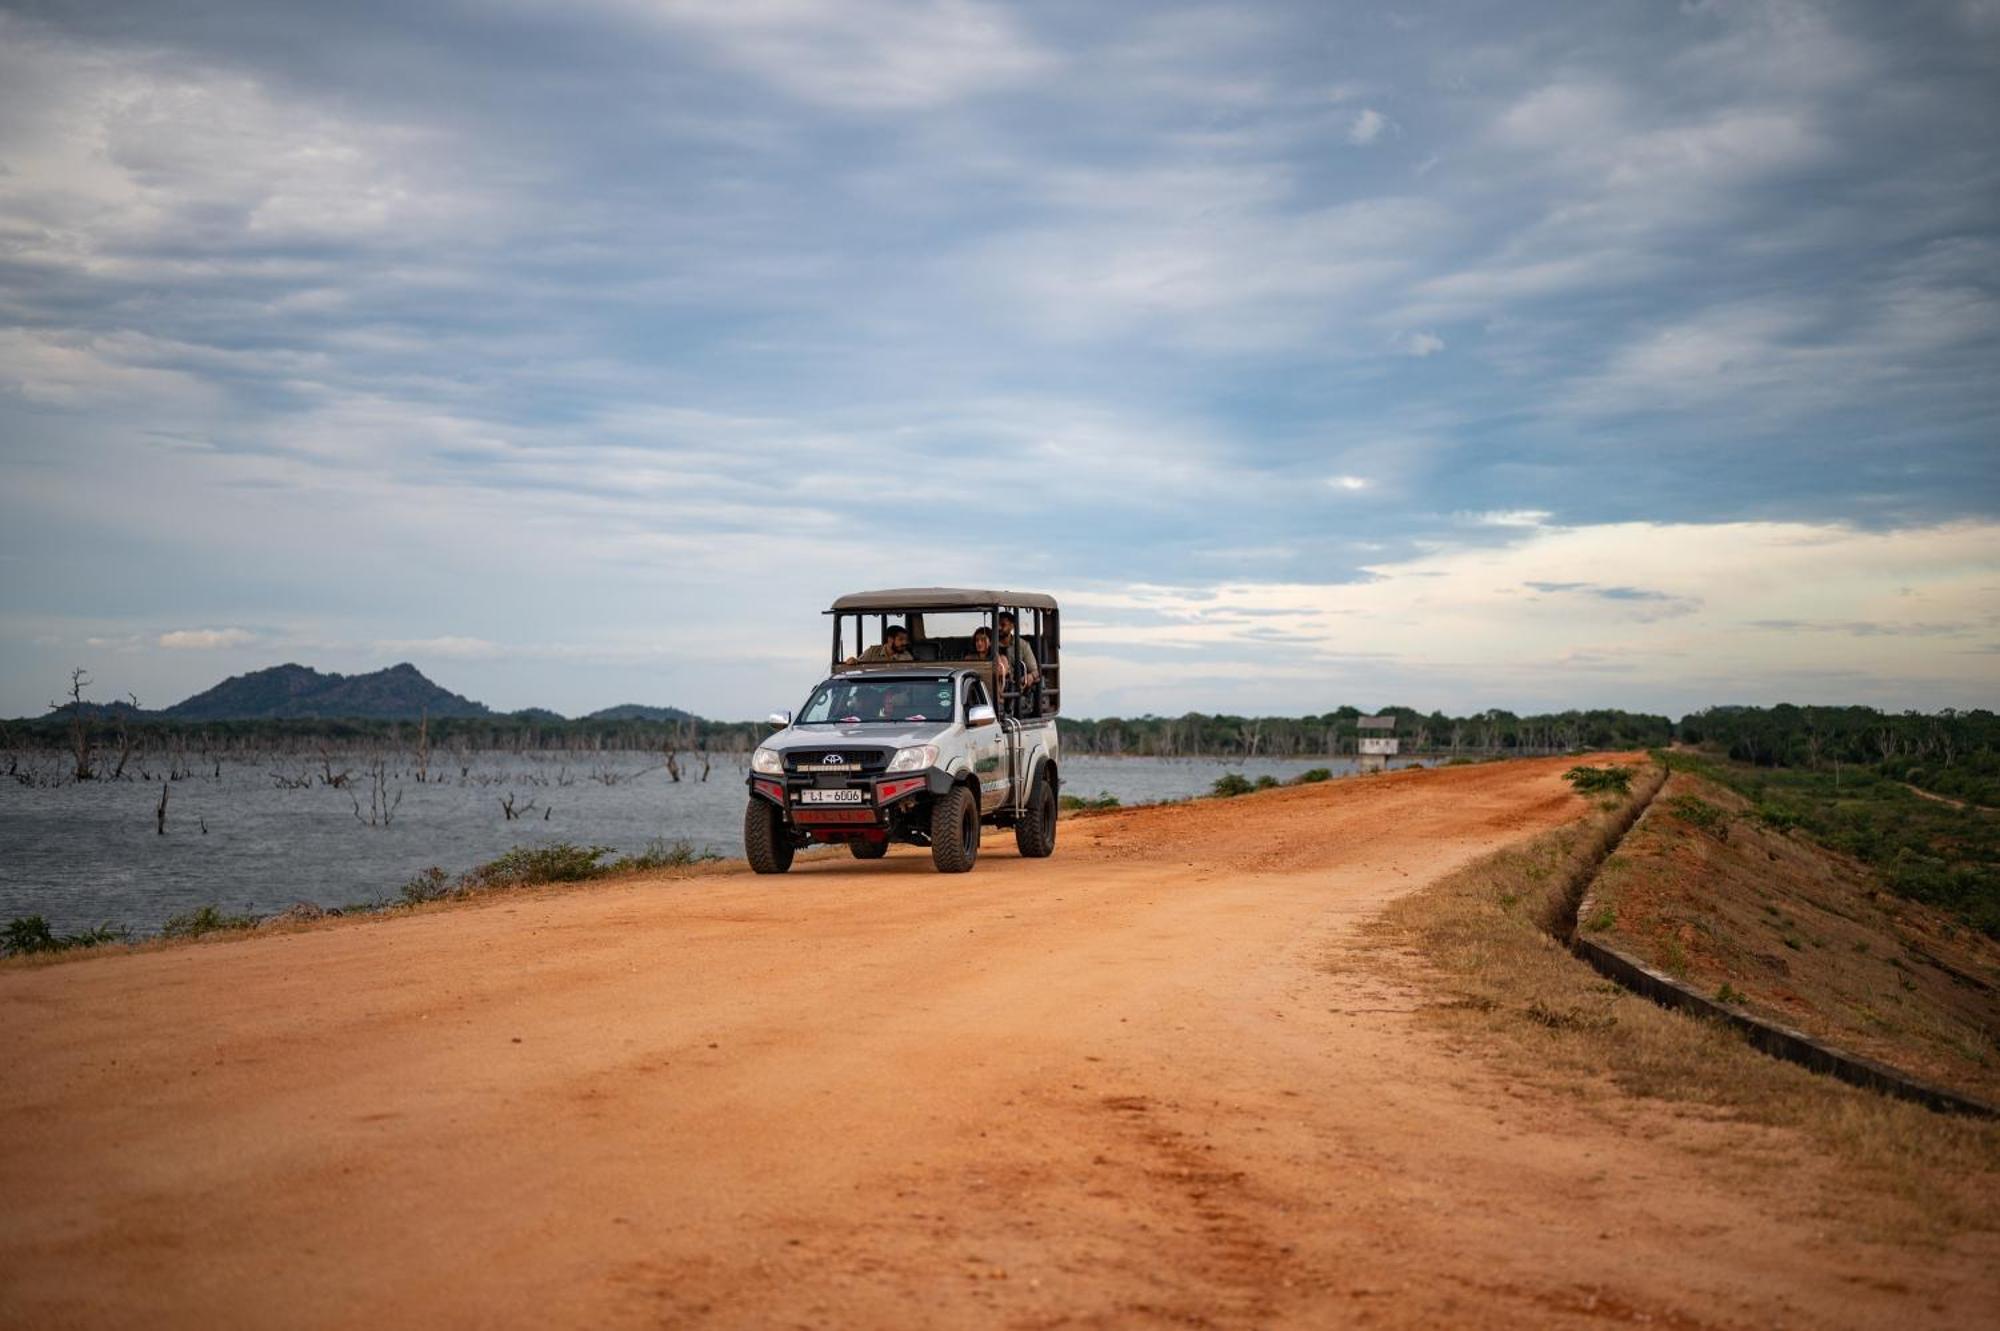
(1588, 770, 2000, 1103)
(2, 756, 1995, 1329)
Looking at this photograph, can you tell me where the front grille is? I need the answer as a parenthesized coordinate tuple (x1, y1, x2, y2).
(786, 748, 891, 773)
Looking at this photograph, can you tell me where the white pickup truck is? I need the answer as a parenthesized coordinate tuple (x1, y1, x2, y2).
(744, 588, 1062, 874)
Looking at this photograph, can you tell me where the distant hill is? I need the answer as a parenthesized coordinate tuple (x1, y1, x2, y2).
(583, 703, 698, 723)
(509, 707, 569, 724)
(159, 663, 492, 722)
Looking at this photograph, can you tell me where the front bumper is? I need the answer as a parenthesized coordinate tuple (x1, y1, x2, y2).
(748, 767, 953, 826)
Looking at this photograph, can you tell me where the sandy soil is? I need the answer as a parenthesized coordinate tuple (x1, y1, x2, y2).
(1, 756, 1992, 1328)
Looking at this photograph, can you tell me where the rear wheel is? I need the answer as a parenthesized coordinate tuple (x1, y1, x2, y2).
(1015, 770, 1058, 858)
(930, 784, 980, 874)
(744, 798, 794, 874)
(849, 838, 889, 860)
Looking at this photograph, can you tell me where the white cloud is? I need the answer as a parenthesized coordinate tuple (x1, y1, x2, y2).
(1464, 509, 1552, 528)
(158, 628, 257, 650)
(619, 0, 1054, 110)
(372, 636, 499, 659)
(1347, 107, 1387, 144)
(1057, 520, 2000, 713)
(1400, 330, 1445, 357)
(1330, 475, 1369, 491)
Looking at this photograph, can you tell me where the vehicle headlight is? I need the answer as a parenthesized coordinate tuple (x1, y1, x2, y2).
(751, 747, 784, 775)
(885, 744, 938, 773)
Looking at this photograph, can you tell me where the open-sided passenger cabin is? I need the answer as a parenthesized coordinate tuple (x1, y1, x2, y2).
(827, 587, 1061, 719)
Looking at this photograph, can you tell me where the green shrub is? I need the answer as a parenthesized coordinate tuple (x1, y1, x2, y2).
(1211, 773, 1255, 798)
(1, 916, 125, 957)
(1254, 774, 1280, 790)
(1752, 802, 1801, 833)
(1563, 765, 1635, 796)
(1716, 982, 1746, 1005)
(1058, 791, 1121, 812)
(4, 916, 62, 955)
(1666, 794, 1730, 841)
(611, 837, 721, 871)
(399, 866, 454, 905)
(1583, 904, 1616, 932)
(466, 842, 613, 889)
(160, 905, 257, 940)
(1291, 768, 1333, 784)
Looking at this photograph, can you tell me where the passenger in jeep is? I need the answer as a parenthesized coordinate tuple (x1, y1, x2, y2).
(847, 624, 913, 665)
(996, 612, 1040, 697)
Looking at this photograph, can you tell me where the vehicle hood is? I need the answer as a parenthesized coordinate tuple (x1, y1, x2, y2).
(768, 721, 955, 750)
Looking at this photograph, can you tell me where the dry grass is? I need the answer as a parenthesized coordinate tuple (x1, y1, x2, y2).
(1366, 763, 2000, 1243)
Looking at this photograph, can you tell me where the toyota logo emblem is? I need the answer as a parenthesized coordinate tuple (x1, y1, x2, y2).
(823, 753, 844, 764)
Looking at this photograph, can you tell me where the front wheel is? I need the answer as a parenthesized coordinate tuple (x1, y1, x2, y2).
(1015, 771, 1057, 858)
(744, 799, 794, 874)
(930, 784, 980, 874)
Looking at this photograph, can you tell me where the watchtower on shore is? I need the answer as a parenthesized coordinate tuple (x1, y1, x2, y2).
(1357, 715, 1398, 773)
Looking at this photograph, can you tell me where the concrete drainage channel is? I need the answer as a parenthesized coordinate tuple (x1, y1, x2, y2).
(1554, 762, 1998, 1121)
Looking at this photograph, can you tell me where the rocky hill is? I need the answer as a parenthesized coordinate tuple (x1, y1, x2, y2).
(583, 703, 697, 723)
(159, 663, 492, 722)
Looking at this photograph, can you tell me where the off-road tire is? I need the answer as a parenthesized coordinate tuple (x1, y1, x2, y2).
(1015, 770, 1058, 858)
(930, 784, 980, 874)
(744, 798, 794, 874)
(849, 839, 889, 860)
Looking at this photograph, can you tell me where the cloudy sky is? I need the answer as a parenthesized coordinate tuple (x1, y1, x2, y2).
(2, 0, 1996, 720)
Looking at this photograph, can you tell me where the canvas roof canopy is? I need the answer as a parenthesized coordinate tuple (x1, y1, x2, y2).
(828, 588, 1059, 612)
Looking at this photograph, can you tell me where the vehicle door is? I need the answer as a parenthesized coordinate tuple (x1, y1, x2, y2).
(963, 675, 1010, 808)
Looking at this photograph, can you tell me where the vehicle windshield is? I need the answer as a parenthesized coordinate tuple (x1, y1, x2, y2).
(799, 678, 957, 725)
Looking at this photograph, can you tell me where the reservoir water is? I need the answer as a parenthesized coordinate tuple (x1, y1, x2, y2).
(1, 750, 1431, 934)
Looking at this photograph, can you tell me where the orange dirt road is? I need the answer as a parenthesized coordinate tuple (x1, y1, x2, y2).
(1, 757, 1990, 1328)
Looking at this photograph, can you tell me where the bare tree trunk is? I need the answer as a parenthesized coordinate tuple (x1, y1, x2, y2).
(155, 781, 168, 835)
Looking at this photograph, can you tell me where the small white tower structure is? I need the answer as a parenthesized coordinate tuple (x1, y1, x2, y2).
(1356, 714, 1398, 774)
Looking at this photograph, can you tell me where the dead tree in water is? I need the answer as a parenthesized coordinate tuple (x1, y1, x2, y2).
(699, 747, 711, 782)
(155, 781, 168, 834)
(500, 791, 540, 820)
(51, 668, 94, 781)
(109, 695, 141, 780)
(414, 710, 432, 784)
(317, 747, 352, 788)
(351, 760, 403, 827)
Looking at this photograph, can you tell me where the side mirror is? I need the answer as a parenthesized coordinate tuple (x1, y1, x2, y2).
(767, 710, 792, 730)
(966, 704, 996, 727)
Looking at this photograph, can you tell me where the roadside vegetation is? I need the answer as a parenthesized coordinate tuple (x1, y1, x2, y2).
(2, 916, 127, 956)
(1367, 766, 2000, 1241)
(1210, 767, 1338, 798)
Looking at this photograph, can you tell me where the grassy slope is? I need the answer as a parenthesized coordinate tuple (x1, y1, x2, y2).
(1366, 766, 1999, 1243)
(1586, 770, 2000, 1104)
(1668, 751, 2000, 937)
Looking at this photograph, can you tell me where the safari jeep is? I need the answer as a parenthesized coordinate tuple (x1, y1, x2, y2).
(744, 588, 1062, 874)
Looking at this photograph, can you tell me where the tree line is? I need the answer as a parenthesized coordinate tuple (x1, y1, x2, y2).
(1678, 705, 1999, 806)
(1054, 707, 1674, 758)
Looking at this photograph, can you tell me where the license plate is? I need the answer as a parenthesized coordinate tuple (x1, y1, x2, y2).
(798, 788, 865, 805)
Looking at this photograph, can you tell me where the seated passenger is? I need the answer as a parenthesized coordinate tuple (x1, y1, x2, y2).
(995, 612, 1040, 694)
(846, 624, 913, 665)
(967, 626, 994, 660)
